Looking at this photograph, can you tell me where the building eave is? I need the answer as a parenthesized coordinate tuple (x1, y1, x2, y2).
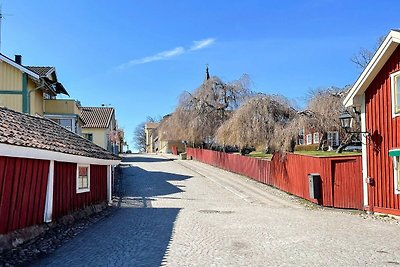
(344, 30, 400, 107)
(0, 143, 121, 165)
(0, 54, 40, 79)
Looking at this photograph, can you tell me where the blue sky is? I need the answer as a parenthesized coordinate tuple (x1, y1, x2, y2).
(1, 0, 399, 150)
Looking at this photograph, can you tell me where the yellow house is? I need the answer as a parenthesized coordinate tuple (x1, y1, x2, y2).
(0, 54, 87, 134)
(81, 107, 118, 154)
(0, 54, 69, 115)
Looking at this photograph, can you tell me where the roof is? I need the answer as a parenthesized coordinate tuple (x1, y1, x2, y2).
(0, 53, 39, 79)
(0, 107, 119, 160)
(26, 66, 55, 77)
(344, 30, 400, 107)
(81, 107, 115, 128)
(145, 122, 159, 129)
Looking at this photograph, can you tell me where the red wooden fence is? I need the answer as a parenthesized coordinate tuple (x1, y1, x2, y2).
(53, 162, 107, 220)
(0, 156, 49, 234)
(187, 148, 363, 209)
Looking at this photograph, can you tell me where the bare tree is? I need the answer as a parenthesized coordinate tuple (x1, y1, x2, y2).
(133, 116, 159, 152)
(133, 122, 146, 152)
(351, 35, 385, 69)
(215, 94, 296, 153)
(158, 74, 252, 146)
(281, 86, 361, 153)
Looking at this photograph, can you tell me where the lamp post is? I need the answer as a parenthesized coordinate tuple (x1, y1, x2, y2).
(339, 110, 369, 135)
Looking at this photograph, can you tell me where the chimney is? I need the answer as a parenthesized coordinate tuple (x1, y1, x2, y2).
(15, 55, 22, 65)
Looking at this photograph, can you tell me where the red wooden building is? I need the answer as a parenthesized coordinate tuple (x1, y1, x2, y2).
(0, 108, 120, 234)
(344, 29, 400, 216)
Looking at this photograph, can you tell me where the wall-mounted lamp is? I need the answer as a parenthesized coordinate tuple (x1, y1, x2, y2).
(339, 110, 370, 135)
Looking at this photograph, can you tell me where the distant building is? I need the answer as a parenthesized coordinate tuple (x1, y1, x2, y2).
(81, 106, 119, 154)
(145, 122, 159, 153)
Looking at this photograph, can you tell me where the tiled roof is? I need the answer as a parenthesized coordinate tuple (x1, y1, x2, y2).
(81, 107, 114, 128)
(0, 107, 119, 160)
(26, 66, 54, 77)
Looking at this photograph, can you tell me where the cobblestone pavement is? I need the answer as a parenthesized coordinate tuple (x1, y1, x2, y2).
(35, 154, 400, 266)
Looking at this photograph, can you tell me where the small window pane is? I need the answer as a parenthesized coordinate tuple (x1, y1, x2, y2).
(396, 77, 400, 113)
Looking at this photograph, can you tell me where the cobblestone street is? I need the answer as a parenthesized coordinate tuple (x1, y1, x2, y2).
(35, 154, 400, 266)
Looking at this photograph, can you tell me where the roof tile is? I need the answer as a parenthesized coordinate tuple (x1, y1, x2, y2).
(0, 107, 119, 160)
(81, 107, 114, 128)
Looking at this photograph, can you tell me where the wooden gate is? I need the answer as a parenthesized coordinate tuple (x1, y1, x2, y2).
(331, 159, 363, 209)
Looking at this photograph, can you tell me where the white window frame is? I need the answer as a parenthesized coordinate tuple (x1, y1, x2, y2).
(298, 128, 305, 145)
(313, 132, 320, 144)
(306, 134, 312, 145)
(327, 131, 339, 147)
(390, 70, 400, 118)
(392, 155, 400, 194)
(76, 164, 90, 193)
(83, 133, 94, 142)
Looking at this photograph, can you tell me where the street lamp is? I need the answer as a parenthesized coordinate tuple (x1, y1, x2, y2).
(339, 110, 369, 135)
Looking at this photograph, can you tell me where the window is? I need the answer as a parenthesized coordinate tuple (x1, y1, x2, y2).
(76, 165, 90, 193)
(83, 133, 93, 142)
(390, 70, 400, 116)
(327, 131, 339, 147)
(395, 157, 400, 194)
(298, 128, 304, 145)
(389, 149, 400, 194)
(313, 132, 320, 144)
(306, 134, 312, 145)
(50, 118, 73, 132)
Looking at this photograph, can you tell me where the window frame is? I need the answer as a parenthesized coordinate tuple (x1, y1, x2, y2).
(83, 133, 94, 142)
(76, 164, 90, 193)
(390, 149, 400, 194)
(306, 133, 312, 145)
(313, 132, 320, 144)
(390, 70, 400, 117)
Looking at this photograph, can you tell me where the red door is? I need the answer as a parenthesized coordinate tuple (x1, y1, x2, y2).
(332, 160, 363, 209)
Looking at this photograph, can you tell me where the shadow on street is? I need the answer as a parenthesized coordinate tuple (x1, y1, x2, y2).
(121, 155, 174, 163)
(36, 158, 192, 267)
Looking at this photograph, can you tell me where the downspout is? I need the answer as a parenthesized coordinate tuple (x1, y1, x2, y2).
(44, 160, 55, 222)
(360, 95, 370, 211)
(22, 73, 28, 113)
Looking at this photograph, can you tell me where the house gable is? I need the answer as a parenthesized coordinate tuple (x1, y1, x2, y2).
(344, 30, 400, 107)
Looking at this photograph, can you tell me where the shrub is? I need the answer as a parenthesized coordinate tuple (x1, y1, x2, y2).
(294, 144, 319, 151)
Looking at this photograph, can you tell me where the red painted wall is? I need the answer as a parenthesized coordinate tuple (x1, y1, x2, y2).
(365, 45, 400, 215)
(187, 148, 363, 209)
(0, 156, 49, 234)
(52, 162, 107, 220)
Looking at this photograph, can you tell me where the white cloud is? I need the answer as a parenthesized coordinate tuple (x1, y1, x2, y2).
(118, 47, 185, 69)
(117, 38, 215, 69)
(190, 38, 215, 51)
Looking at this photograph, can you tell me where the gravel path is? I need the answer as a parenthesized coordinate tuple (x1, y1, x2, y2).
(28, 154, 400, 266)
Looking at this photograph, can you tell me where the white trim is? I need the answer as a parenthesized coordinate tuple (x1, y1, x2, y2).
(0, 143, 120, 166)
(360, 95, 369, 206)
(313, 132, 320, 144)
(393, 156, 400, 194)
(0, 54, 40, 79)
(76, 164, 90, 193)
(390, 70, 400, 118)
(306, 133, 312, 145)
(44, 160, 54, 222)
(107, 165, 112, 204)
(344, 30, 400, 107)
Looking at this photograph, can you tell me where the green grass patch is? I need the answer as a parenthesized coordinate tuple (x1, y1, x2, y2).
(294, 150, 361, 157)
(247, 151, 273, 160)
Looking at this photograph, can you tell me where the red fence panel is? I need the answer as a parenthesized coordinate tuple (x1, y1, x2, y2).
(187, 148, 363, 210)
(0, 156, 49, 234)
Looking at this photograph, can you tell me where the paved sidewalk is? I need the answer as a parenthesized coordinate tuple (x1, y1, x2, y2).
(35, 154, 400, 266)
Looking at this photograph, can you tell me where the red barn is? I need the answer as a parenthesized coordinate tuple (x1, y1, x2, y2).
(0, 107, 120, 234)
(344, 29, 400, 215)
